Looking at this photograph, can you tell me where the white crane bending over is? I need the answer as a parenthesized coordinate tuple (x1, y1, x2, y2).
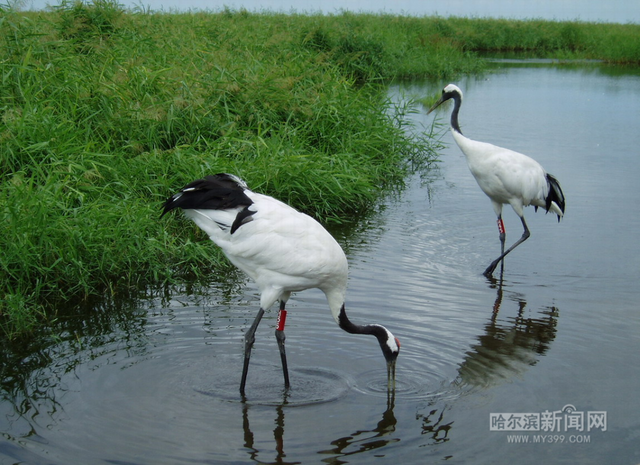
(162, 173, 400, 395)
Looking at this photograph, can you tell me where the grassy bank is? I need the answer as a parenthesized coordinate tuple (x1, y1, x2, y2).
(425, 16, 640, 63)
(2, 3, 639, 338)
(1, 3, 453, 337)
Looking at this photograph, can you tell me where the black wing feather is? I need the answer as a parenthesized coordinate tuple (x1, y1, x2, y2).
(161, 173, 254, 218)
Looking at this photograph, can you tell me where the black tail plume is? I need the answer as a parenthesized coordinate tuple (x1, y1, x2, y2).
(545, 173, 565, 221)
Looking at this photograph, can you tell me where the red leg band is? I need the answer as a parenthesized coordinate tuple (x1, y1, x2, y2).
(276, 309, 287, 331)
(497, 218, 505, 235)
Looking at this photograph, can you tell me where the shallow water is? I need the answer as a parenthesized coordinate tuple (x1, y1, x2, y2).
(1, 63, 640, 464)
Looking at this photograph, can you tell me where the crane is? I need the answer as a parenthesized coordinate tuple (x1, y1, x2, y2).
(161, 173, 400, 395)
(428, 84, 566, 277)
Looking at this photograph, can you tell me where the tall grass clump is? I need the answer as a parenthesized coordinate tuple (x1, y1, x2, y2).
(0, 6, 452, 337)
(53, 0, 123, 49)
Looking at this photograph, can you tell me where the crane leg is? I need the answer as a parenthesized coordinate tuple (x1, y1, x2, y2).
(240, 307, 265, 396)
(498, 216, 506, 275)
(484, 216, 530, 277)
(497, 215, 506, 255)
(275, 301, 290, 390)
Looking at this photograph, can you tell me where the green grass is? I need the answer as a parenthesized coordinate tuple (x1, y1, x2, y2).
(0, 3, 449, 337)
(424, 16, 640, 63)
(1, 2, 639, 338)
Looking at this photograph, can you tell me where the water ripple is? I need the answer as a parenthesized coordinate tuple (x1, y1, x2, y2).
(352, 368, 458, 402)
(196, 365, 352, 406)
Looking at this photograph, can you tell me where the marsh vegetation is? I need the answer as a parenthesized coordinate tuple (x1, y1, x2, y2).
(1, 0, 639, 337)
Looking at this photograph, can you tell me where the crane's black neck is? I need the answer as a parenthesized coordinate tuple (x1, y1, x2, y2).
(449, 92, 463, 135)
(337, 304, 397, 363)
(338, 304, 377, 336)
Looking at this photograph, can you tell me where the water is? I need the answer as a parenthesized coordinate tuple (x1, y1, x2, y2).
(1, 64, 640, 464)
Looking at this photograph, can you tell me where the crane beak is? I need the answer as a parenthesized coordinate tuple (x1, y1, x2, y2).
(385, 336, 399, 390)
(427, 96, 446, 114)
(387, 358, 397, 390)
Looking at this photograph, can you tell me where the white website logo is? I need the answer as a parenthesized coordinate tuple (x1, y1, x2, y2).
(490, 404, 607, 432)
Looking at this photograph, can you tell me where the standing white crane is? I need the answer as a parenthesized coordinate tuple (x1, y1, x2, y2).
(161, 173, 400, 395)
(428, 84, 566, 277)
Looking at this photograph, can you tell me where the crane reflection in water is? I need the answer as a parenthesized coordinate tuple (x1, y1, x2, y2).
(456, 278, 559, 389)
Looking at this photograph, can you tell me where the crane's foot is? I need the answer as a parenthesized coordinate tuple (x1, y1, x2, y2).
(483, 259, 501, 277)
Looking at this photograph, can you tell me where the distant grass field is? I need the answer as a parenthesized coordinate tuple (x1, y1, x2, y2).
(1, 1, 639, 337)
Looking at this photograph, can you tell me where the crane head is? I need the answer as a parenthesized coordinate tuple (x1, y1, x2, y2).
(427, 83, 463, 114)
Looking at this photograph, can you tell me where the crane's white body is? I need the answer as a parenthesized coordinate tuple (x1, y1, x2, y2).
(183, 192, 348, 322)
(452, 131, 564, 219)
